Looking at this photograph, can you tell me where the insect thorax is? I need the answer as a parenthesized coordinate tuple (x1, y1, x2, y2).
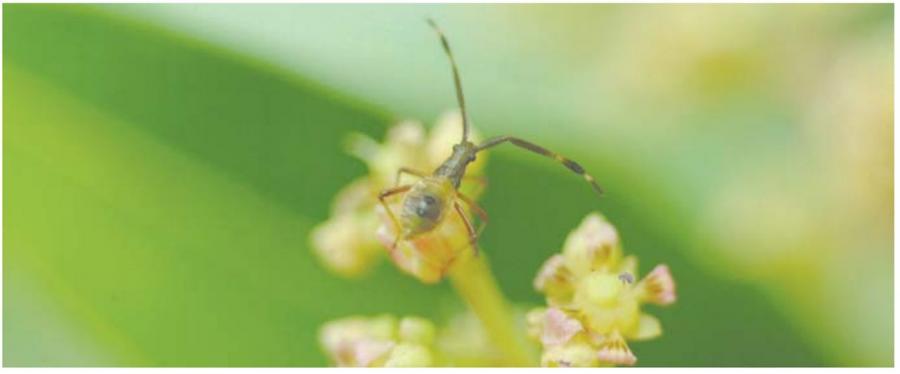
(433, 142, 478, 188)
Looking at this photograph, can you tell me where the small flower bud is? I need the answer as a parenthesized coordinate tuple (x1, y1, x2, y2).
(319, 315, 396, 367)
(562, 213, 623, 277)
(384, 343, 433, 367)
(311, 213, 380, 277)
(540, 308, 583, 347)
(362, 121, 430, 186)
(320, 315, 437, 367)
(310, 179, 382, 277)
(399, 316, 437, 345)
(352, 340, 396, 367)
(534, 255, 575, 305)
(525, 307, 548, 342)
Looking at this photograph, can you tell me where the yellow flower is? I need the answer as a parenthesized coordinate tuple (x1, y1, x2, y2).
(528, 213, 676, 367)
(319, 314, 437, 367)
(309, 178, 382, 277)
(309, 111, 487, 281)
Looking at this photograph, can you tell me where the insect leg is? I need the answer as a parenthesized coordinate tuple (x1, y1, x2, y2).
(477, 136, 604, 196)
(394, 167, 427, 187)
(378, 184, 413, 249)
(456, 192, 488, 239)
(453, 200, 479, 256)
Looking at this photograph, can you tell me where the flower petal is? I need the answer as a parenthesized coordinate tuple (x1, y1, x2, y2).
(369, 120, 429, 186)
(533, 254, 575, 304)
(637, 264, 677, 305)
(628, 314, 662, 341)
(320, 316, 397, 367)
(596, 330, 637, 366)
(353, 339, 396, 367)
(330, 178, 376, 215)
(541, 307, 584, 347)
(562, 213, 622, 276)
(311, 213, 381, 277)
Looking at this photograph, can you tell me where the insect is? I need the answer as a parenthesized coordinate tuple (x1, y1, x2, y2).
(379, 19, 604, 254)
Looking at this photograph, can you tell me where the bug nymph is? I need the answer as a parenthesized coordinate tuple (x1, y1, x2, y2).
(378, 19, 604, 255)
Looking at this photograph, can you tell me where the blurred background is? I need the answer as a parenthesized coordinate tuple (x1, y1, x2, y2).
(3, 3, 892, 367)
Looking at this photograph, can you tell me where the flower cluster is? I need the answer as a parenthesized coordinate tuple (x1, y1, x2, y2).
(312, 116, 677, 367)
(319, 314, 437, 367)
(310, 112, 485, 281)
(526, 213, 676, 367)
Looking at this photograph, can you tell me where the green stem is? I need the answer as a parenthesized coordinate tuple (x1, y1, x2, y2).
(448, 254, 534, 366)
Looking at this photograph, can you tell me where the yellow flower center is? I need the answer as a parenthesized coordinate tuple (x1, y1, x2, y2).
(582, 272, 622, 306)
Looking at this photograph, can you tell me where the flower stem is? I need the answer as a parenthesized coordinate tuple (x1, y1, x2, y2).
(448, 254, 534, 366)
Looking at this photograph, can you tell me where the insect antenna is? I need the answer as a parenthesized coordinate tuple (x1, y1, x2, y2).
(427, 18, 470, 143)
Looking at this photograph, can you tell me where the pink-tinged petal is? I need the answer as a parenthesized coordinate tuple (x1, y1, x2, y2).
(637, 264, 677, 306)
(534, 254, 572, 293)
(541, 308, 584, 347)
(533, 255, 574, 304)
(534, 255, 565, 290)
(375, 222, 396, 252)
(581, 215, 620, 251)
(353, 339, 396, 367)
(596, 331, 637, 366)
(311, 212, 381, 278)
(562, 213, 623, 276)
